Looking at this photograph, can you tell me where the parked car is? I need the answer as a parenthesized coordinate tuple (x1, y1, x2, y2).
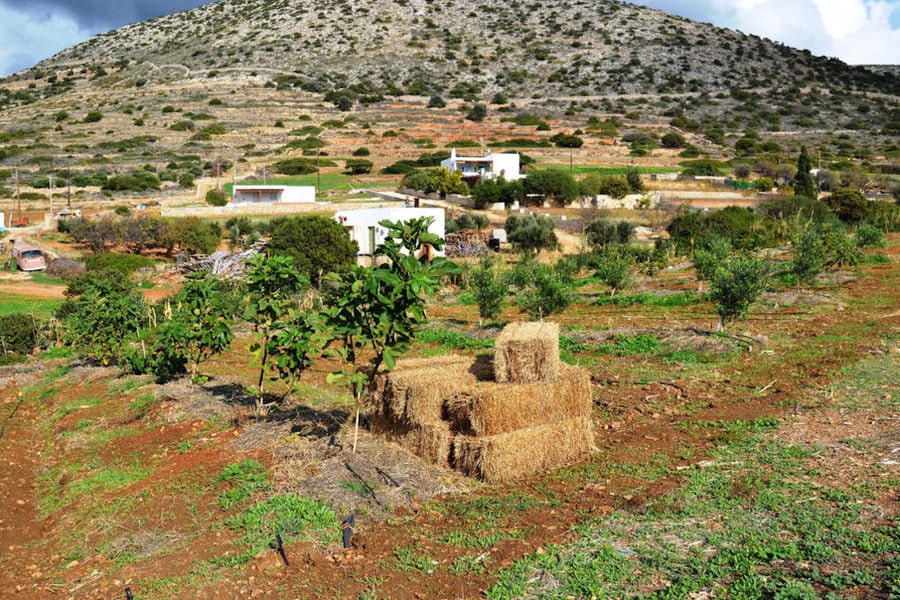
(54, 209, 81, 219)
(11, 242, 47, 272)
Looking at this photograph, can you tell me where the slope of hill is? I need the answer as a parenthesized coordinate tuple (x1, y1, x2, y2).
(0, 0, 897, 205)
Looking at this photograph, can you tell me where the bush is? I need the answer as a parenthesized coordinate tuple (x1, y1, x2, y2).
(206, 189, 227, 206)
(85, 252, 155, 275)
(550, 133, 584, 148)
(273, 157, 318, 175)
(268, 215, 358, 286)
(661, 132, 686, 148)
(83, 110, 103, 123)
(0, 314, 40, 355)
(598, 175, 631, 199)
(586, 218, 635, 250)
(352, 147, 370, 157)
(344, 159, 373, 175)
(505, 213, 559, 254)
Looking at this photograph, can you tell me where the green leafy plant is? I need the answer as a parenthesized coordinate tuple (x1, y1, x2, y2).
(324, 217, 459, 451)
(709, 255, 770, 331)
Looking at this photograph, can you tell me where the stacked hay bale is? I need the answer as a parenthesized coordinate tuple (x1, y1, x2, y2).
(367, 355, 479, 466)
(449, 322, 593, 484)
(368, 323, 593, 483)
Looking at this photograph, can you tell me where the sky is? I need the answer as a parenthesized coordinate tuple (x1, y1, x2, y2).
(0, 0, 898, 78)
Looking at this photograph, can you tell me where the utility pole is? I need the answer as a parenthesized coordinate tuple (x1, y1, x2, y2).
(49, 174, 54, 217)
(66, 167, 72, 209)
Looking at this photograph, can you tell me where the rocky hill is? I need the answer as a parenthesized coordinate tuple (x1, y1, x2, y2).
(0, 0, 897, 204)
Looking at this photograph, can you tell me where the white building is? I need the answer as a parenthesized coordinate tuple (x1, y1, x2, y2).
(334, 207, 445, 257)
(440, 148, 522, 181)
(232, 185, 316, 205)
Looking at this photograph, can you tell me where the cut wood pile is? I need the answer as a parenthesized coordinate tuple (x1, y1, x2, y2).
(177, 241, 266, 278)
(368, 322, 593, 483)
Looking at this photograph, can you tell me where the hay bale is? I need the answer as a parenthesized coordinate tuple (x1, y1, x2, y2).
(493, 322, 560, 383)
(452, 417, 593, 484)
(372, 355, 479, 426)
(446, 364, 590, 436)
(369, 413, 454, 467)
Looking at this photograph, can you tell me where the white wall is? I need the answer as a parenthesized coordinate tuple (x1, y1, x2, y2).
(232, 185, 316, 204)
(334, 207, 445, 256)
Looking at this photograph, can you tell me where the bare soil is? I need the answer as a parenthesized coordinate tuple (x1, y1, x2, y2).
(0, 236, 897, 599)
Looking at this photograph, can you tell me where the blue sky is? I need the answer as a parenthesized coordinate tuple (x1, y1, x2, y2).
(0, 0, 898, 77)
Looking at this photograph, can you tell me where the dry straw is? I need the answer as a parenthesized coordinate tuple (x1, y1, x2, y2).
(371, 355, 476, 426)
(445, 364, 590, 436)
(452, 417, 593, 484)
(493, 321, 561, 384)
(368, 413, 454, 466)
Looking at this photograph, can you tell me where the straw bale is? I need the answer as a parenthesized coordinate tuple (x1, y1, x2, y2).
(445, 364, 590, 436)
(493, 322, 561, 383)
(373, 355, 479, 426)
(452, 417, 593, 484)
(368, 413, 454, 466)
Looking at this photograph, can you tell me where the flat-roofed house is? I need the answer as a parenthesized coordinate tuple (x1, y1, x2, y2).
(440, 148, 522, 182)
(232, 185, 316, 205)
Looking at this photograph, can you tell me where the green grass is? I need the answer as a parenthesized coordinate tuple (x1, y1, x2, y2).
(224, 170, 397, 197)
(0, 292, 62, 318)
(394, 546, 437, 574)
(415, 328, 495, 351)
(215, 459, 270, 510)
(568, 165, 679, 176)
(593, 291, 701, 308)
(217, 494, 339, 566)
(487, 355, 900, 599)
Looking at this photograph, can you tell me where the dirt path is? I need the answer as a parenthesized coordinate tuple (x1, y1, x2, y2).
(0, 273, 67, 299)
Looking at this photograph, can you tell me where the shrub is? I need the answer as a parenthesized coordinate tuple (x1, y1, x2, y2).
(0, 314, 40, 355)
(661, 132, 686, 148)
(267, 215, 358, 286)
(505, 213, 559, 254)
(83, 110, 103, 123)
(550, 133, 584, 148)
(344, 159, 373, 175)
(273, 157, 318, 175)
(85, 252, 154, 275)
(352, 147, 370, 157)
(206, 189, 227, 206)
(709, 255, 770, 331)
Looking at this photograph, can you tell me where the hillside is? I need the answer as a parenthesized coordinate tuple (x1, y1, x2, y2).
(0, 0, 898, 207)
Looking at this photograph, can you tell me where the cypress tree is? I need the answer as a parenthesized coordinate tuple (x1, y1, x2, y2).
(794, 146, 816, 199)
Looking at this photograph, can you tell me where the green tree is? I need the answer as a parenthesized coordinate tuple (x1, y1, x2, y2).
(243, 254, 311, 415)
(578, 172, 602, 198)
(523, 169, 579, 206)
(323, 217, 459, 451)
(267, 215, 358, 286)
(466, 103, 487, 122)
(793, 146, 816, 199)
(790, 227, 828, 288)
(471, 177, 524, 209)
(709, 255, 770, 332)
(594, 249, 634, 296)
(470, 255, 508, 324)
(661, 131, 686, 148)
(59, 273, 147, 364)
(511, 260, 575, 319)
(625, 167, 644, 193)
(176, 218, 221, 254)
(598, 175, 632, 199)
(401, 167, 469, 197)
(550, 133, 584, 148)
(152, 272, 235, 382)
(823, 189, 869, 224)
(505, 213, 559, 255)
(585, 218, 635, 250)
(693, 236, 732, 293)
(344, 159, 373, 175)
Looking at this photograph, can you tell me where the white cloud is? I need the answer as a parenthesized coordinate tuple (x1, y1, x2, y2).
(0, 5, 91, 76)
(632, 0, 900, 64)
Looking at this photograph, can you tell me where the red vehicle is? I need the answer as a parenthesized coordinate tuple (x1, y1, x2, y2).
(12, 242, 47, 272)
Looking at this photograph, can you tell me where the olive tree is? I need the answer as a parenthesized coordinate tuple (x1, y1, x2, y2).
(708, 255, 770, 332)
